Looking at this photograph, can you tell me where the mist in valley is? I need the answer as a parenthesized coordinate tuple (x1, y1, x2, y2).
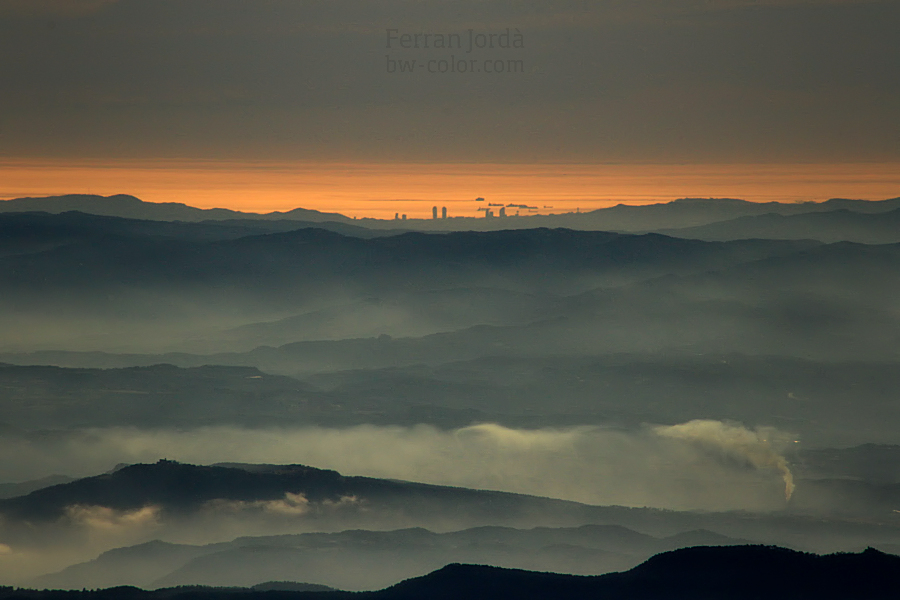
(0, 197, 899, 591)
(0, 421, 800, 511)
(3, 0, 899, 593)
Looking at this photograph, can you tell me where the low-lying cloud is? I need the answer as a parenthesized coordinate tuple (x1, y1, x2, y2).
(65, 505, 161, 532)
(0, 420, 796, 512)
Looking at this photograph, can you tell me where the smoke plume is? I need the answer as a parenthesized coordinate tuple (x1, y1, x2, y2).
(653, 419, 795, 501)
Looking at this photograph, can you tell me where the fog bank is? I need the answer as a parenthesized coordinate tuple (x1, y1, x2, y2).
(0, 420, 796, 512)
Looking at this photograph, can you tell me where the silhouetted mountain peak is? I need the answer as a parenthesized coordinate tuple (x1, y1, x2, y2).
(0, 461, 348, 521)
(0, 194, 351, 223)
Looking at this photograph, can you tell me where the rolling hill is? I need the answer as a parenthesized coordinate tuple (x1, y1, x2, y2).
(5, 546, 899, 599)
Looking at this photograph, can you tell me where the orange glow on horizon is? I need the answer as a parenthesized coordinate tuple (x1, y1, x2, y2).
(1, 159, 898, 220)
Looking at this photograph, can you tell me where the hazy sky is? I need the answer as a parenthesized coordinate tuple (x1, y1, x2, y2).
(2, 0, 898, 164)
(2, 160, 899, 217)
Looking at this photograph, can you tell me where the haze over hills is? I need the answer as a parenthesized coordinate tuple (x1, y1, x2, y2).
(2, 212, 850, 354)
(1, 461, 898, 590)
(0, 195, 353, 224)
(575, 196, 900, 233)
(4, 232, 897, 367)
(0, 475, 75, 500)
(0, 211, 403, 255)
(3, 217, 821, 302)
(1, 546, 896, 600)
(2, 354, 900, 447)
(657, 207, 900, 244)
(5, 0, 900, 591)
(3, 194, 900, 234)
(33, 521, 750, 590)
(1, 194, 899, 593)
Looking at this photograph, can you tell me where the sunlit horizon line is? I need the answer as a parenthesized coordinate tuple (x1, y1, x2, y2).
(1, 192, 876, 216)
(2, 158, 897, 218)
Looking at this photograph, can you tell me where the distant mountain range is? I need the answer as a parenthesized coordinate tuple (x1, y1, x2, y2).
(0, 195, 353, 223)
(0, 475, 75, 500)
(33, 522, 754, 590)
(7, 546, 899, 599)
(2, 193, 899, 598)
(8, 231, 898, 367)
(4, 459, 895, 592)
(3, 203, 900, 362)
(571, 196, 900, 232)
(658, 207, 900, 244)
(3, 208, 898, 313)
(0, 211, 824, 309)
(2, 351, 900, 447)
(3, 194, 900, 236)
(3, 462, 899, 581)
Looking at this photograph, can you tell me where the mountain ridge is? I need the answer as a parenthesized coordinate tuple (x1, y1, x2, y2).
(0, 460, 596, 524)
(7, 546, 899, 599)
(4, 194, 900, 233)
(0, 195, 352, 223)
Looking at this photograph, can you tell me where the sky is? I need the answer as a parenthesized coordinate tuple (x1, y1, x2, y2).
(1, 0, 898, 215)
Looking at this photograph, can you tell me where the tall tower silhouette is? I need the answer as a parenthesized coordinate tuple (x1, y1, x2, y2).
(442, 206, 447, 219)
(432, 206, 438, 219)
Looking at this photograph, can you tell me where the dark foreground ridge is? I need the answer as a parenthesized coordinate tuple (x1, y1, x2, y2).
(1, 546, 896, 600)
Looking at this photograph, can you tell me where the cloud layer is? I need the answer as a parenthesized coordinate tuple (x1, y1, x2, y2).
(0, 420, 796, 512)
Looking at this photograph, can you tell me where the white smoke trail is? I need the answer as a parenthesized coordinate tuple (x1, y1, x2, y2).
(653, 419, 795, 501)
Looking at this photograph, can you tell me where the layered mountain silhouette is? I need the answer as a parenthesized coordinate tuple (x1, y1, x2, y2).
(658, 207, 900, 244)
(4, 209, 899, 366)
(2, 193, 900, 596)
(0, 475, 75, 500)
(4, 462, 899, 559)
(6, 546, 899, 599)
(0, 214, 820, 294)
(4, 194, 900, 235)
(3, 353, 900, 449)
(5, 213, 863, 358)
(569, 196, 900, 232)
(33, 524, 753, 590)
(0, 195, 351, 223)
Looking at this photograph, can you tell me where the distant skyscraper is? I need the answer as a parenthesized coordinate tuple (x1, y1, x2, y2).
(442, 206, 447, 219)
(499, 207, 506, 217)
(432, 206, 438, 219)
(402, 214, 407, 220)
(394, 212, 399, 220)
